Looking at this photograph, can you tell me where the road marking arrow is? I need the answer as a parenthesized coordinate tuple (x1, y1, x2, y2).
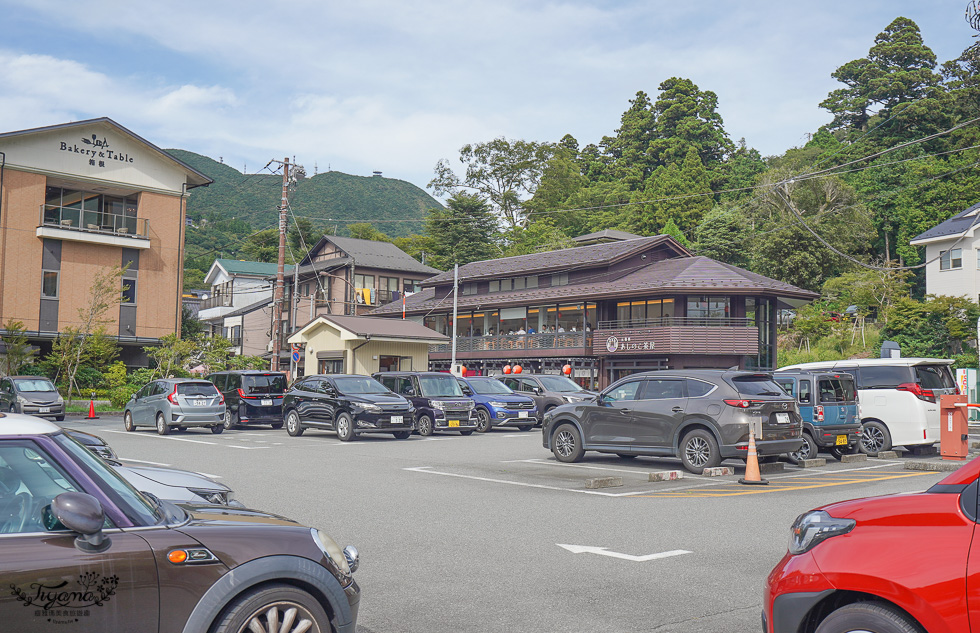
(557, 544, 692, 562)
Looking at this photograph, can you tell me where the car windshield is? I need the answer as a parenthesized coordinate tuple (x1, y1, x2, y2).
(176, 382, 220, 397)
(470, 379, 513, 395)
(52, 432, 167, 527)
(13, 378, 57, 393)
(334, 376, 391, 395)
(537, 375, 585, 392)
(418, 376, 464, 397)
(732, 375, 787, 396)
(242, 374, 287, 394)
(915, 364, 956, 390)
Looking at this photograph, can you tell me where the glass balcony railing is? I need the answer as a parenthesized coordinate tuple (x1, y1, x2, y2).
(40, 204, 148, 239)
(430, 332, 592, 354)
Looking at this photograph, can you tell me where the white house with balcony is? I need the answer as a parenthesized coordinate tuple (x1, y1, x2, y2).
(198, 259, 293, 335)
(910, 202, 980, 303)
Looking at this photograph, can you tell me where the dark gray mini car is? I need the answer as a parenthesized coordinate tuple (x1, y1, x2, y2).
(373, 371, 477, 436)
(0, 375, 65, 421)
(124, 378, 225, 435)
(0, 413, 360, 632)
(541, 370, 803, 474)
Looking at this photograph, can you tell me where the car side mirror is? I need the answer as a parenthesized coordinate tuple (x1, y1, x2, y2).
(532, 387, 542, 394)
(45, 492, 110, 552)
(462, 387, 473, 396)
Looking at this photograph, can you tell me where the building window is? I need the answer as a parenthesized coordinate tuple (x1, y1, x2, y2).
(461, 282, 477, 295)
(122, 277, 137, 304)
(41, 270, 59, 299)
(403, 279, 422, 294)
(489, 280, 500, 292)
(940, 248, 962, 270)
(687, 296, 730, 319)
(552, 272, 568, 287)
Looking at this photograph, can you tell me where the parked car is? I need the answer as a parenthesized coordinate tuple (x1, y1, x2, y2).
(123, 378, 225, 435)
(373, 371, 477, 436)
(542, 370, 803, 474)
(764, 451, 980, 633)
(457, 376, 537, 432)
(63, 428, 241, 506)
(773, 370, 862, 462)
(0, 375, 65, 421)
(282, 374, 415, 440)
(779, 358, 957, 453)
(206, 370, 287, 430)
(0, 412, 360, 632)
(496, 373, 597, 421)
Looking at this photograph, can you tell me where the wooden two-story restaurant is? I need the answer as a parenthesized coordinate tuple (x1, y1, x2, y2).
(370, 235, 818, 389)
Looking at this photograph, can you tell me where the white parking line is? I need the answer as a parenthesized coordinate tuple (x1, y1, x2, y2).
(404, 466, 666, 497)
(501, 458, 655, 475)
(102, 430, 269, 449)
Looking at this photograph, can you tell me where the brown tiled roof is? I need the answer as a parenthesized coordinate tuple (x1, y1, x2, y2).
(300, 236, 440, 275)
(422, 235, 689, 286)
(371, 256, 817, 315)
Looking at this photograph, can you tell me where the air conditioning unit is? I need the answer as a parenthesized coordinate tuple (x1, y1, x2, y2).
(267, 341, 274, 352)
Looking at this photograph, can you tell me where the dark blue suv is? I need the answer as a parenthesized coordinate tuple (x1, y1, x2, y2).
(457, 376, 537, 433)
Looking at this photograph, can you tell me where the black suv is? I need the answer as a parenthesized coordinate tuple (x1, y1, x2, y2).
(206, 370, 287, 430)
(496, 373, 597, 422)
(373, 371, 477, 436)
(542, 370, 803, 474)
(282, 374, 415, 440)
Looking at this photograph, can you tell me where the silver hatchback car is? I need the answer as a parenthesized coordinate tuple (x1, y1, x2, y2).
(124, 378, 226, 435)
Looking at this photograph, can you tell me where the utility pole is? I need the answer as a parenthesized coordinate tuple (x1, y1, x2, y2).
(271, 157, 290, 373)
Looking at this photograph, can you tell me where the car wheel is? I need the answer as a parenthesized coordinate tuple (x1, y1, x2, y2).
(55, 415, 65, 422)
(270, 421, 283, 430)
(860, 420, 892, 454)
(335, 413, 355, 441)
(552, 423, 584, 463)
(417, 414, 434, 437)
(460, 430, 474, 436)
(156, 413, 170, 436)
(285, 411, 304, 437)
(124, 411, 135, 432)
(815, 601, 921, 633)
(616, 454, 637, 460)
(475, 408, 492, 433)
(223, 409, 237, 430)
(211, 424, 224, 434)
(213, 583, 330, 633)
(393, 431, 412, 439)
(517, 425, 533, 432)
(680, 428, 720, 474)
(787, 433, 816, 464)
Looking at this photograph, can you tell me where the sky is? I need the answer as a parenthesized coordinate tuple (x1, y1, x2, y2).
(0, 1, 976, 196)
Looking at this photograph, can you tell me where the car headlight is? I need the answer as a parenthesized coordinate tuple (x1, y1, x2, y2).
(56, 394, 65, 404)
(16, 395, 29, 405)
(312, 528, 353, 579)
(354, 402, 382, 413)
(431, 401, 445, 410)
(789, 510, 855, 554)
(488, 401, 509, 409)
(189, 488, 229, 505)
(562, 395, 576, 403)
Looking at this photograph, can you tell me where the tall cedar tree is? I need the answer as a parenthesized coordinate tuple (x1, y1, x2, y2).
(424, 193, 499, 270)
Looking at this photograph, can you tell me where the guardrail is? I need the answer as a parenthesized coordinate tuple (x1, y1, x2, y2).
(596, 317, 753, 329)
(430, 332, 592, 353)
(40, 204, 148, 239)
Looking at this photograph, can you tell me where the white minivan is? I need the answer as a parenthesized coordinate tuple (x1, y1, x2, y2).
(778, 358, 957, 453)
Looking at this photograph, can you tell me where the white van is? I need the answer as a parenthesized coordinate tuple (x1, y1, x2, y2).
(778, 358, 957, 453)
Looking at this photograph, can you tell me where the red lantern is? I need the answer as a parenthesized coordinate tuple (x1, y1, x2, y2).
(562, 364, 572, 375)
(513, 365, 523, 374)
(459, 365, 467, 377)
(503, 365, 512, 374)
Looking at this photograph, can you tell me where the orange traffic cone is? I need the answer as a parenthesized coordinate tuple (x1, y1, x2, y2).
(738, 430, 768, 485)
(85, 398, 99, 420)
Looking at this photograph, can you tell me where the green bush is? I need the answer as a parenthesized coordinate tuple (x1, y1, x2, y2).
(109, 386, 134, 409)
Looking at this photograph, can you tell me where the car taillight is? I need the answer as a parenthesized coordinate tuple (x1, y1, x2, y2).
(167, 386, 178, 404)
(897, 382, 936, 403)
(815, 405, 824, 422)
(218, 393, 225, 405)
(238, 388, 247, 399)
(724, 399, 764, 408)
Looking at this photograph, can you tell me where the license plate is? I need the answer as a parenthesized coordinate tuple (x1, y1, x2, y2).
(448, 420, 460, 427)
(261, 399, 273, 406)
(38, 407, 50, 413)
(836, 434, 848, 446)
(391, 415, 403, 425)
(518, 411, 528, 418)
(775, 412, 790, 424)
(193, 400, 207, 406)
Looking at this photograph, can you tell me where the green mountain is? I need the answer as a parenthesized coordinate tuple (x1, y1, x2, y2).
(167, 150, 442, 289)
(169, 150, 440, 236)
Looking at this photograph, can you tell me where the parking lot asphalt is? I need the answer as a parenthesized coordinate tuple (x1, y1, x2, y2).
(63, 413, 958, 633)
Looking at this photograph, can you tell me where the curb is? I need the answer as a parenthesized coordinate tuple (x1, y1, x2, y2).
(585, 476, 623, 489)
(798, 458, 827, 468)
(840, 454, 868, 464)
(873, 451, 899, 459)
(701, 467, 734, 477)
(648, 470, 683, 482)
(759, 462, 785, 474)
(904, 461, 964, 472)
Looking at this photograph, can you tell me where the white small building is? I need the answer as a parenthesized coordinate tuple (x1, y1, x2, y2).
(197, 259, 292, 333)
(910, 202, 980, 303)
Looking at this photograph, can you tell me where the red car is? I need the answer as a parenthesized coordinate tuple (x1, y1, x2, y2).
(764, 455, 980, 632)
